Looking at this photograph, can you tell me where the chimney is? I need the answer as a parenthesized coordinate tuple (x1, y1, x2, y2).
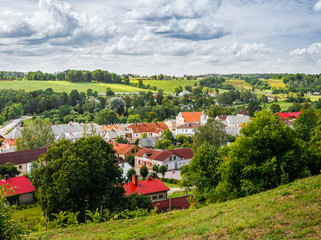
(148, 176, 153, 181)
(132, 174, 138, 186)
(4, 175, 8, 180)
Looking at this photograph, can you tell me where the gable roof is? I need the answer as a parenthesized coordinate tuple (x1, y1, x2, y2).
(226, 115, 250, 124)
(5, 139, 17, 146)
(128, 122, 168, 133)
(179, 112, 202, 123)
(276, 112, 302, 119)
(110, 142, 137, 154)
(4, 127, 22, 139)
(0, 147, 47, 166)
(176, 122, 200, 129)
(0, 176, 36, 196)
(123, 178, 169, 196)
(138, 137, 160, 148)
(135, 148, 193, 162)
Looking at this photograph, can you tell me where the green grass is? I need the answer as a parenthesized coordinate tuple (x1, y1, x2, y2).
(309, 95, 321, 102)
(130, 79, 198, 93)
(262, 101, 293, 111)
(222, 80, 252, 90)
(12, 206, 43, 230)
(161, 181, 180, 189)
(26, 174, 321, 239)
(263, 79, 286, 89)
(0, 80, 149, 93)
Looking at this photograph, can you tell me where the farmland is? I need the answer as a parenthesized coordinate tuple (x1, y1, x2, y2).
(222, 79, 252, 90)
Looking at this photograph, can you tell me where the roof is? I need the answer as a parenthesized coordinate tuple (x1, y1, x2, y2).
(276, 112, 302, 119)
(123, 178, 169, 196)
(238, 108, 248, 116)
(225, 126, 241, 137)
(102, 124, 120, 131)
(0, 147, 47, 166)
(179, 112, 203, 123)
(216, 115, 227, 121)
(110, 142, 137, 154)
(4, 127, 22, 139)
(226, 115, 250, 124)
(176, 122, 200, 129)
(138, 137, 160, 148)
(135, 148, 193, 162)
(0, 176, 36, 196)
(128, 122, 168, 134)
(5, 139, 17, 146)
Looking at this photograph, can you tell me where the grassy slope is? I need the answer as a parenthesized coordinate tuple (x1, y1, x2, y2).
(0, 80, 148, 93)
(222, 80, 252, 90)
(27, 175, 321, 240)
(130, 79, 198, 93)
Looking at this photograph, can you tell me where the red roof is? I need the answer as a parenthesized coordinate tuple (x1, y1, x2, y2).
(123, 178, 169, 196)
(110, 142, 137, 154)
(180, 112, 202, 123)
(0, 147, 47, 166)
(128, 122, 168, 133)
(135, 148, 193, 162)
(0, 176, 36, 196)
(5, 139, 17, 146)
(276, 112, 302, 119)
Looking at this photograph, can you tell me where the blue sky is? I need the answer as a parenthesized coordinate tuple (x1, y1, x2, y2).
(0, 0, 321, 76)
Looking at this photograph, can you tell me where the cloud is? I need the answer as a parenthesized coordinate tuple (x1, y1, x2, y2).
(290, 43, 321, 58)
(313, 0, 321, 12)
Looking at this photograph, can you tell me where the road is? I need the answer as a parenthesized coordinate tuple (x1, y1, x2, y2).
(0, 116, 32, 136)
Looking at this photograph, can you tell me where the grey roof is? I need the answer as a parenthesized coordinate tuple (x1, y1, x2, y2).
(4, 127, 22, 139)
(105, 129, 131, 140)
(226, 115, 250, 125)
(51, 123, 84, 136)
(225, 126, 241, 137)
(138, 137, 160, 148)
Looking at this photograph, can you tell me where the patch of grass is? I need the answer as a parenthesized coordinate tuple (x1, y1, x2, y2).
(261, 101, 293, 111)
(27, 175, 321, 239)
(309, 95, 321, 102)
(263, 79, 286, 89)
(168, 190, 192, 199)
(222, 80, 252, 90)
(0, 80, 149, 93)
(161, 180, 180, 189)
(12, 205, 43, 230)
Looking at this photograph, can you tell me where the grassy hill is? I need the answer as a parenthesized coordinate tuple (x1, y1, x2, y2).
(0, 80, 149, 93)
(263, 79, 286, 89)
(222, 79, 252, 90)
(27, 174, 321, 239)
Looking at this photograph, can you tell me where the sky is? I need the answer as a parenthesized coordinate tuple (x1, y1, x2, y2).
(0, 0, 321, 76)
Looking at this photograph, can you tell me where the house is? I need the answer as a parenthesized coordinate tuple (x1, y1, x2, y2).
(0, 147, 48, 175)
(114, 158, 133, 179)
(128, 122, 169, 140)
(0, 175, 36, 204)
(237, 108, 248, 116)
(164, 119, 176, 131)
(105, 129, 132, 141)
(123, 175, 169, 201)
(138, 137, 160, 149)
(176, 112, 208, 127)
(135, 148, 193, 170)
(110, 142, 140, 160)
(176, 122, 200, 136)
(208, 92, 216, 97)
(226, 115, 250, 127)
(276, 112, 302, 120)
(0, 139, 17, 153)
(178, 90, 190, 97)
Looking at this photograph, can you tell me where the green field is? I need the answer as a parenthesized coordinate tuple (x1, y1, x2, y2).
(0, 80, 148, 93)
(263, 79, 286, 89)
(262, 101, 293, 111)
(130, 79, 198, 93)
(27, 174, 321, 239)
(222, 80, 252, 90)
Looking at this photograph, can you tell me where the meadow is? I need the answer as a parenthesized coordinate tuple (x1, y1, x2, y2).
(27, 174, 321, 239)
(262, 79, 286, 89)
(222, 79, 252, 90)
(0, 80, 148, 93)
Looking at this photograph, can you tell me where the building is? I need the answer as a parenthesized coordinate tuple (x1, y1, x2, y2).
(0, 139, 17, 153)
(276, 112, 302, 120)
(137, 137, 160, 149)
(176, 112, 208, 127)
(115, 158, 133, 179)
(123, 175, 169, 201)
(0, 176, 36, 204)
(225, 115, 250, 127)
(176, 122, 200, 136)
(128, 122, 169, 140)
(0, 147, 48, 175)
(110, 142, 140, 160)
(164, 119, 176, 131)
(135, 148, 193, 170)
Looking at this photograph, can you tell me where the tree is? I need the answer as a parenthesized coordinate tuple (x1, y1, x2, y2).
(142, 133, 147, 138)
(269, 103, 281, 113)
(109, 97, 126, 115)
(126, 168, 136, 182)
(16, 119, 55, 151)
(159, 165, 167, 179)
(247, 100, 262, 117)
(152, 164, 159, 178)
(115, 136, 128, 144)
(154, 139, 173, 149)
(33, 137, 124, 222)
(139, 165, 149, 180)
(106, 88, 114, 96)
(163, 129, 174, 141)
(0, 163, 20, 178)
(192, 118, 227, 151)
(293, 109, 317, 142)
(94, 109, 118, 125)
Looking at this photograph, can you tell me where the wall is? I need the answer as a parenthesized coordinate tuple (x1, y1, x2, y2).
(152, 195, 191, 213)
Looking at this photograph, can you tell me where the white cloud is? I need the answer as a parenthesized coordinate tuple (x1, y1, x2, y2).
(290, 43, 321, 58)
(313, 0, 321, 12)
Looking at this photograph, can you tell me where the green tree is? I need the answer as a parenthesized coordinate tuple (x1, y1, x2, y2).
(106, 87, 114, 96)
(159, 165, 167, 179)
(247, 100, 262, 117)
(293, 109, 317, 142)
(154, 139, 173, 149)
(152, 164, 159, 178)
(141, 133, 147, 138)
(192, 118, 227, 151)
(127, 114, 141, 123)
(33, 137, 124, 222)
(109, 97, 126, 115)
(139, 165, 149, 180)
(126, 168, 136, 182)
(115, 136, 128, 144)
(163, 129, 174, 141)
(94, 109, 118, 125)
(269, 103, 281, 113)
(0, 163, 20, 178)
(16, 119, 55, 151)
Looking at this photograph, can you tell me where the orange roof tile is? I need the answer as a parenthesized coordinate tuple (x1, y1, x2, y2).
(128, 122, 168, 133)
(5, 139, 16, 146)
(180, 112, 202, 123)
(102, 124, 120, 131)
(110, 142, 137, 154)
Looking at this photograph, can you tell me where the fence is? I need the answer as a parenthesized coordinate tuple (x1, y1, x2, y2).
(152, 195, 191, 213)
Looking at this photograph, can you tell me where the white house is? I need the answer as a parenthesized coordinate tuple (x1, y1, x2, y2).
(176, 123, 200, 136)
(176, 112, 208, 127)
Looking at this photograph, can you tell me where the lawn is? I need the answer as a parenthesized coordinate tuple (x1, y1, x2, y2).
(222, 80, 252, 90)
(309, 95, 321, 102)
(130, 79, 198, 93)
(0, 80, 149, 93)
(261, 101, 293, 111)
(12, 205, 43, 231)
(27, 174, 321, 239)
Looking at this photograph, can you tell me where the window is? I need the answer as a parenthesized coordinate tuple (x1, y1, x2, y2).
(152, 196, 157, 199)
(19, 165, 22, 170)
(138, 160, 141, 164)
(169, 156, 172, 161)
(159, 195, 163, 198)
(174, 156, 176, 160)
(150, 162, 152, 167)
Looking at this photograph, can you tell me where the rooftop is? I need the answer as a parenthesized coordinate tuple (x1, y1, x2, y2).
(128, 122, 168, 134)
(179, 112, 203, 123)
(0, 176, 36, 196)
(135, 148, 193, 162)
(0, 147, 47, 166)
(123, 178, 169, 196)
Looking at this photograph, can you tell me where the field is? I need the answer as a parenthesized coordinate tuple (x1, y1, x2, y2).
(0, 80, 148, 93)
(222, 80, 252, 90)
(130, 79, 198, 93)
(261, 101, 293, 111)
(27, 174, 321, 239)
(263, 79, 286, 89)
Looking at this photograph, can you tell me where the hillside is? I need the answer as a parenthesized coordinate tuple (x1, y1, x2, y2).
(27, 174, 321, 239)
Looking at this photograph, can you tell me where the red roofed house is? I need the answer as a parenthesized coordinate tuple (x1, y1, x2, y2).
(0, 139, 17, 153)
(135, 148, 193, 170)
(276, 112, 302, 120)
(128, 122, 169, 140)
(0, 175, 36, 204)
(176, 112, 208, 127)
(123, 175, 169, 201)
(109, 142, 140, 160)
